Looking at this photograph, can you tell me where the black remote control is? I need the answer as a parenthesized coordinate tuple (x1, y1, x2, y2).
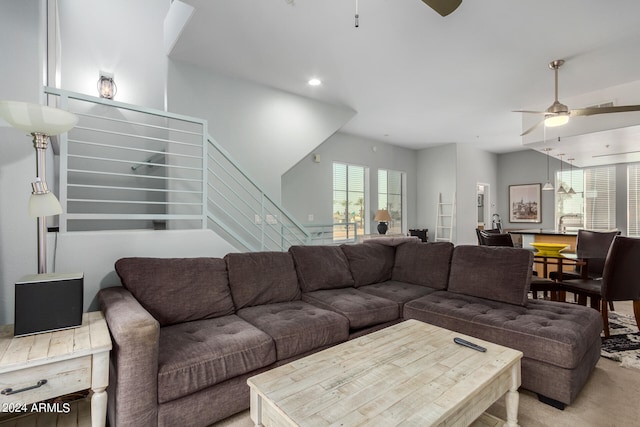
(453, 337, 487, 352)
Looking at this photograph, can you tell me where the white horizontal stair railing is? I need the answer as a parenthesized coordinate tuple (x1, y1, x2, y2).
(304, 223, 358, 245)
(46, 87, 309, 251)
(206, 137, 310, 251)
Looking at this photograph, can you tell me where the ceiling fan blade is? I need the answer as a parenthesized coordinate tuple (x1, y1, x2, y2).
(421, 0, 462, 17)
(520, 118, 545, 136)
(571, 105, 640, 117)
(513, 110, 553, 115)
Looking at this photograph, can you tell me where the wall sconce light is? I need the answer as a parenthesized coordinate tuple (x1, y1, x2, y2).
(98, 72, 117, 99)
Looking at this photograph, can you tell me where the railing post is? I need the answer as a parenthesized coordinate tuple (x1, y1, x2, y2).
(201, 122, 208, 229)
(260, 193, 265, 251)
(57, 92, 69, 233)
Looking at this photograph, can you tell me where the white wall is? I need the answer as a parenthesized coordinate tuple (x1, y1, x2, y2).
(455, 145, 498, 245)
(415, 143, 498, 245)
(282, 132, 418, 232)
(416, 144, 457, 243)
(166, 60, 356, 202)
(0, 1, 46, 324)
(57, 0, 169, 109)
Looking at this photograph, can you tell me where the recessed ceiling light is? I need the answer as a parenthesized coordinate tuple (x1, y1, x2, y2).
(308, 78, 322, 86)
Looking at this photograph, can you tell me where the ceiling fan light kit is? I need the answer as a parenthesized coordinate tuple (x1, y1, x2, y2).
(516, 58, 640, 136)
(544, 112, 569, 127)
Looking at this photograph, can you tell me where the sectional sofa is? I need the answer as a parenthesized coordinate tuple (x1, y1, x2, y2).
(98, 238, 603, 426)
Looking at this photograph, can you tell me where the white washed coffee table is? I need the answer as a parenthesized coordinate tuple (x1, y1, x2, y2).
(248, 319, 522, 427)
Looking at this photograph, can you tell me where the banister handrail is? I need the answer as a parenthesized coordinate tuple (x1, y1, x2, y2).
(45, 86, 309, 250)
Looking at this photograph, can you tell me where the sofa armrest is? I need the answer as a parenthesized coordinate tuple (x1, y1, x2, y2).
(99, 286, 160, 427)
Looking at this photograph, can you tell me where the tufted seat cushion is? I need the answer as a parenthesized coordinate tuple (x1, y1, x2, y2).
(157, 315, 275, 403)
(302, 288, 399, 330)
(237, 301, 349, 360)
(404, 291, 603, 369)
(358, 280, 437, 309)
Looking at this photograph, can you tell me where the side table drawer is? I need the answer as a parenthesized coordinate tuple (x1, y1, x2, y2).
(0, 356, 92, 405)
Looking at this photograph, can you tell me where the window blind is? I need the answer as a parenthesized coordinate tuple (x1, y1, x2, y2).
(333, 162, 365, 240)
(584, 166, 616, 230)
(555, 165, 615, 230)
(378, 169, 403, 234)
(629, 163, 640, 237)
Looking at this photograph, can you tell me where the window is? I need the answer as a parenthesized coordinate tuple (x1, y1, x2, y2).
(555, 165, 616, 230)
(629, 163, 640, 237)
(378, 169, 404, 235)
(333, 163, 366, 240)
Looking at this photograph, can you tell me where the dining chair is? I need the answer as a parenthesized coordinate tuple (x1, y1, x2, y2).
(478, 229, 513, 246)
(556, 235, 640, 337)
(549, 229, 620, 309)
(549, 229, 620, 281)
(475, 228, 501, 245)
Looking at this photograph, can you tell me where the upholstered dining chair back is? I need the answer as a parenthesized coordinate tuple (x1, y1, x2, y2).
(478, 230, 514, 247)
(476, 228, 499, 245)
(601, 236, 640, 302)
(576, 229, 621, 277)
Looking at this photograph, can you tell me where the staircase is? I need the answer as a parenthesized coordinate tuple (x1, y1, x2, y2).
(46, 87, 310, 251)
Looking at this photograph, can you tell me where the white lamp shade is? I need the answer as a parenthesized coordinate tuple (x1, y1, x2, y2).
(0, 100, 78, 135)
(29, 191, 63, 218)
(544, 113, 570, 128)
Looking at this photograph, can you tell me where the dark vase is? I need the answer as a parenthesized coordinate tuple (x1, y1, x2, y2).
(377, 222, 388, 235)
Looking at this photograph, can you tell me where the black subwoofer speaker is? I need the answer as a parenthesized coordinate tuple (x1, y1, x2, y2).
(14, 272, 84, 336)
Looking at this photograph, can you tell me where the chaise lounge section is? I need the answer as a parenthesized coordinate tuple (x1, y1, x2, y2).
(98, 239, 602, 426)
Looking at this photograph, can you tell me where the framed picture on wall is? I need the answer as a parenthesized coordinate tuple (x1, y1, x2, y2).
(509, 183, 541, 223)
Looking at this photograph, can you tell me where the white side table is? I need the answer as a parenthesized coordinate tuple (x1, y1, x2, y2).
(0, 311, 111, 427)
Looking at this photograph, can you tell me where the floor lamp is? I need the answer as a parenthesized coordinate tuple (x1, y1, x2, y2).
(0, 100, 78, 274)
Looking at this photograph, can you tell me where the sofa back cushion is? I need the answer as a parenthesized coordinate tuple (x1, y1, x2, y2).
(447, 245, 533, 306)
(289, 245, 354, 292)
(225, 252, 301, 309)
(392, 242, 454, 289)
(341, 243, 395, 287)
(115, 257, 234, 327)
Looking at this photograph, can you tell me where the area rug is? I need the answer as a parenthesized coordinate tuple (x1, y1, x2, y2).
(601, 312, 640, 369)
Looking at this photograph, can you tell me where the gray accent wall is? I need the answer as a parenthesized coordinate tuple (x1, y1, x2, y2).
(497, 150, 629, 235)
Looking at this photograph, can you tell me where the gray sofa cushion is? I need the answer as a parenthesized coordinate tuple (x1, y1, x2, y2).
(404, 291, 603, 370)
(358, 280, 437, 307)
(115, 257, 234, 326)
(301, 288, 399, 330)
(157, 315, 275, 403)
(237, 301, 349, 360)
(225, 252, 301, 309)
(289, 245, 354, 292)
(391, 242, 454, 289)
(448, 245, 533, 306)
(341, 243, 395, 287)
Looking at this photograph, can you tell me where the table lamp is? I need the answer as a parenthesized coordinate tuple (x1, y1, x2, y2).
(374, 209, 392, 234)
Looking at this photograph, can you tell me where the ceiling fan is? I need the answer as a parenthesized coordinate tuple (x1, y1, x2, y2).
(516, 59, 640, 136)
(422, 0, 462, 17)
